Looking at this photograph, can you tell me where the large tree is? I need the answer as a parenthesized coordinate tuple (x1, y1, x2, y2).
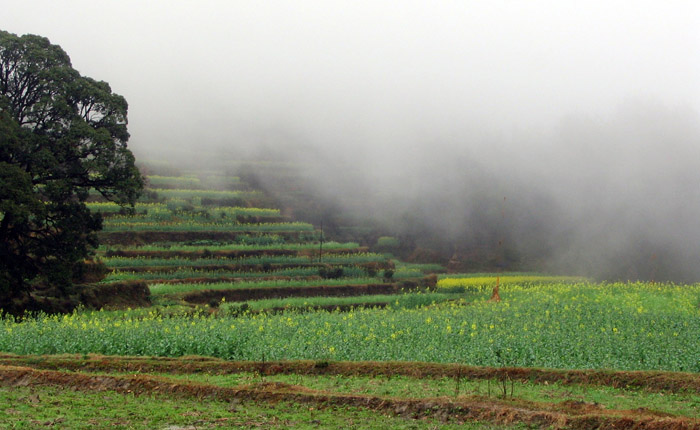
(0, 31, 142, 310)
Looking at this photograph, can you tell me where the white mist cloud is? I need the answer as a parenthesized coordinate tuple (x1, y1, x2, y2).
(4, 1, 700, 279)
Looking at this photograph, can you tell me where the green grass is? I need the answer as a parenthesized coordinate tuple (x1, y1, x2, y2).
(100, 240, 359, 253)
(103, 253, 386, 269)
(0, 385, 487, 429)
(101, 220, 314, 232)
(393, 260, 446, 274)
(86, 201, 165, 213)
(102, 265, 371, 282)
(146, 174, 203, 189)
(149, 277, 384, 295)
(220, 291, 466, 312)
(101, 206, 281, 223)
(437, 274, 586, 292)
(439, 272, 552, 279)
(164, 372, 700, 418)
(148, 188, 259, 201)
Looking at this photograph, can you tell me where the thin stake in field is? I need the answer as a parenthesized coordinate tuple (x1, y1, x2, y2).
(319, 221, 324, 264)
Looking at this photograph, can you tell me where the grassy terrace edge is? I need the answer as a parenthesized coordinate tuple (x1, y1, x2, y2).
(2, 354, 699, 394)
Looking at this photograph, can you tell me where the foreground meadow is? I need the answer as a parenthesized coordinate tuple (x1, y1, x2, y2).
(3, 281, 699, 372)
(3, 355, 700, 429)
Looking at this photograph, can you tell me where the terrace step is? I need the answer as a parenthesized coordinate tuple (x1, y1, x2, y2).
(102, 247, 370, 259)
(141, 275, 323, 285)
(101, 214, 289, 224)
(109, 261, 392, 273)
(180, 280, 426, 304)
(98, 231, 316, 245)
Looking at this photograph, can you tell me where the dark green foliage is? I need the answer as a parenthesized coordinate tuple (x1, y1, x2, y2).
(318, 265, 344, 279)
(0, 30, 142, 312)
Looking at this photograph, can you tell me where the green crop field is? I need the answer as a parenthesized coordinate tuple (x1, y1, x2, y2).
(5, 167, 700, 429)
(149, 277, 386, 295)
(146, 188, 259, 201)
(102, 220, 315, 232)
(103, 252, 387, 268)
(3, 281, 699, 372)
(101, 265, 373, 282)
(101, 240, 359, 252)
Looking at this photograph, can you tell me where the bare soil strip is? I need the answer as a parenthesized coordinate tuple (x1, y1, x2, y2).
(1, 365, 698, 429)
(2, 355, 699, 394)
(181, 283, 401, 303)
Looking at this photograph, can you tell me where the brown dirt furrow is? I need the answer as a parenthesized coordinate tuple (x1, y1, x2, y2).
(2, 365, 697, 429)
(182, 283, 401, 303)
(1, 355, 698, 395)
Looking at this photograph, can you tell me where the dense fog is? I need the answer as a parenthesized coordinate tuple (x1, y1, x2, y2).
(5, 1, 700, 280)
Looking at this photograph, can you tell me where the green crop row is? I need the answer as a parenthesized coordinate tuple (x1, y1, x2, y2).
(102, 266, 371, 282)
(3, 282, 699, 372)
(86, 202, 168, 214)
(149, 277, 383, 295)
(146, 175, 202, 189)
(101, 221, 314, 233)
(148, 188, 259, 201)
(100, 241, 359, 253)
(437, 275, 586, 292)
(101, 207, 281, 223)
(221, 291, 464, 313)
(393, 260, 446, 274)
(103, 253, 386, 268)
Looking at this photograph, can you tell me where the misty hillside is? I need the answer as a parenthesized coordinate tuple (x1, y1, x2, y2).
(7, 2, 699, 282)
(140, 103, 700, 284)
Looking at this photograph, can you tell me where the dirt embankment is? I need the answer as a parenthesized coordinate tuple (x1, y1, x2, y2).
(179, 278, 430, 304)
(78, 281, 151, 309)
(183, 283, 400, 304)
(1, 282, 150, 316)
(1, 364, 698, 429)
(2, 354, 697, 395)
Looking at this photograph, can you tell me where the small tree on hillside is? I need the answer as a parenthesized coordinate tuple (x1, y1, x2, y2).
(0, 30, 143, 312)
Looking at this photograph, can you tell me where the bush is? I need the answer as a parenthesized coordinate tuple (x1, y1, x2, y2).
(319, 266, 344, 279)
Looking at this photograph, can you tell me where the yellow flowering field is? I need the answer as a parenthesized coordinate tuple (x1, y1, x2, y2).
(2, 282, 699, 372)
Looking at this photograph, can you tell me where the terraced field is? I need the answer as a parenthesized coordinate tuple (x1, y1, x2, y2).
(92, 169, 437, 309)
(3, 164, 700, 429)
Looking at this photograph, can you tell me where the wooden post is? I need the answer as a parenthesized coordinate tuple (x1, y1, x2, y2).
(319, 221, 324, 263)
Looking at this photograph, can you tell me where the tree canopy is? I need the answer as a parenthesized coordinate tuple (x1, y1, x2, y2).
(0, 30, 143, 312)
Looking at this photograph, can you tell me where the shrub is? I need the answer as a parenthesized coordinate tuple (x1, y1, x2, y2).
(319, 266, 344, 279)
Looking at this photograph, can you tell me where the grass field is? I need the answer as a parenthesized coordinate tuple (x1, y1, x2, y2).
(2, 354, 700, 429)
(1, 383, 482, 430)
